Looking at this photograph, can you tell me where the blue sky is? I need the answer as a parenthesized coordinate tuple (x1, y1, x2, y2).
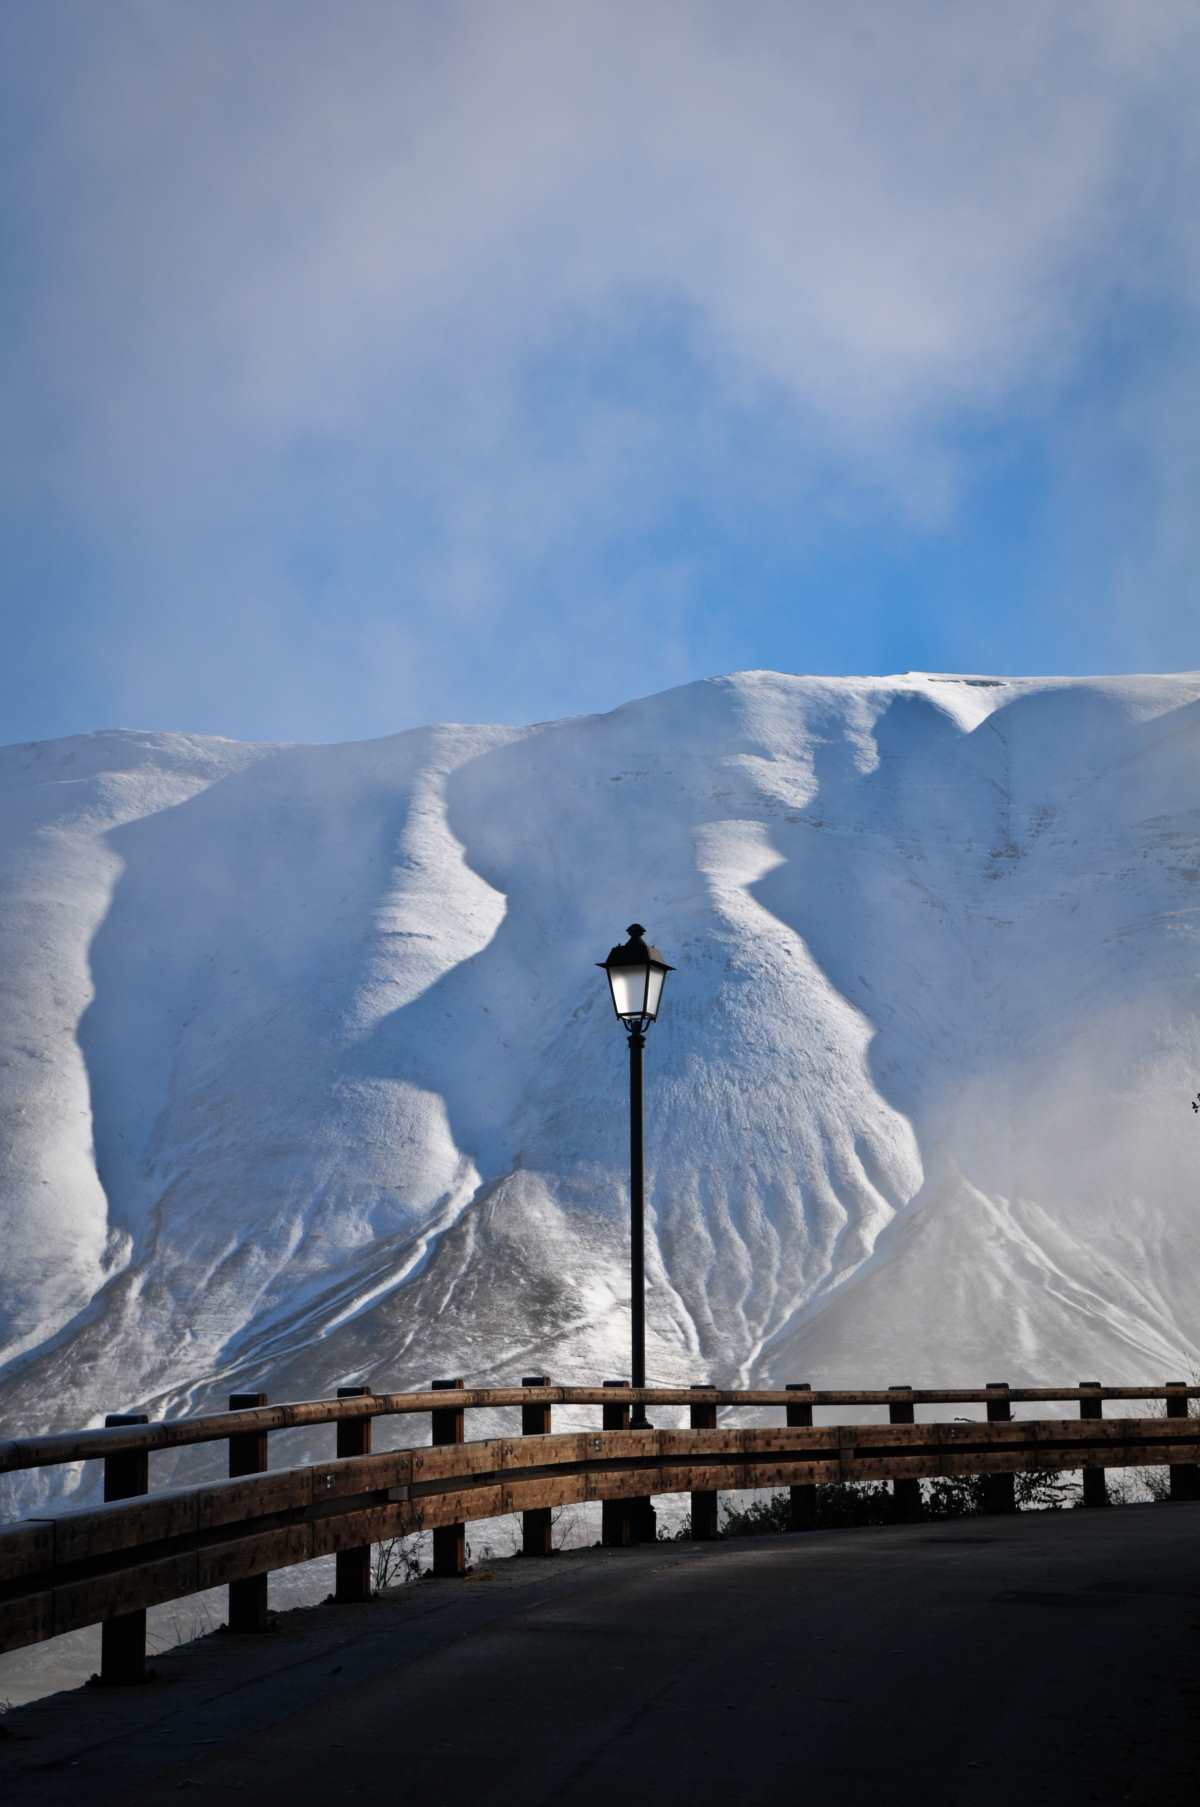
(4, 2, 1200, 747)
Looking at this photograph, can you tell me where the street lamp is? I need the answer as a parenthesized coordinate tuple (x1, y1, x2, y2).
(599, 924, 673, 1435)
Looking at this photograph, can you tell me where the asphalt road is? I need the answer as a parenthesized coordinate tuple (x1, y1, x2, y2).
(3, 1503, 1199, 1805)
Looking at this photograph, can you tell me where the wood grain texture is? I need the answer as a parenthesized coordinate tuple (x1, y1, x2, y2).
(55, 1552, 199, 1640)
(0, 1520, 54, 1583)
(0, 1588, 52, 1654)
(7, 1392, 1200, 1661)
(8, 1385, 1200, 1473)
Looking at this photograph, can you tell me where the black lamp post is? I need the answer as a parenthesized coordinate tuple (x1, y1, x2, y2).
(599, 924, 673, 1434)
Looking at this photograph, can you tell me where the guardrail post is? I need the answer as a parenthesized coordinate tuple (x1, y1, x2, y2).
(1079, 1382, 1108, 1507)
(521, 1374, 554, 1556)
(335, 1386, 373, 1601)
(786, 1383, 817, 1531)
(228, 1392, 271, 1630)
(1165, 1384, 1199, 1502)
(602, 1379, 632, 1547)
(983, 1382, 1016, 1515)
(888, 1386, 922, 1522)
(432, 1378, 466, 1576)
(99, 1413, 149, 1684)
(689, 1384, 719, 1541)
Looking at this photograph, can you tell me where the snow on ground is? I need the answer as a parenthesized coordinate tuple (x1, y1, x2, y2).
(2, 671, 1200, 1517)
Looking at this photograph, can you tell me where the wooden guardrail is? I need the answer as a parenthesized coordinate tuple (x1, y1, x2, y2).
(2, 1379, 1198, 1684)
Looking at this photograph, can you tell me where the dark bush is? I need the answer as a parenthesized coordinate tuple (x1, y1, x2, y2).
(720, 1480, 893, 1536)
(716, 1467, 1081, 1538)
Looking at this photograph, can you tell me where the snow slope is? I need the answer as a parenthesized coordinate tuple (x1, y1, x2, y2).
(2, 672, 1200, 1488)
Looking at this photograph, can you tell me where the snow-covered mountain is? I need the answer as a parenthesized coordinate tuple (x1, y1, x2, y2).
(3, 671, 1200, 1476)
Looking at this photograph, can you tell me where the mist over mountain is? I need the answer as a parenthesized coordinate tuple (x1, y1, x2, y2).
(3, 670, 1199, 1494)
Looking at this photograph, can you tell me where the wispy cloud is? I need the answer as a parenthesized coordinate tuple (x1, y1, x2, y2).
(4, 1, 1200, 739)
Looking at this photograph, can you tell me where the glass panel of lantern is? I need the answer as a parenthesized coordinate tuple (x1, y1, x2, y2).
(609, 962, 651, 1020)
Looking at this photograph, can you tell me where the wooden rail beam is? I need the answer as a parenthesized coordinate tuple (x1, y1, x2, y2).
(6, 1408, 1200, 1664)
(8, 1376, 1200, 1672)
(8, 1386, 1200, 1475)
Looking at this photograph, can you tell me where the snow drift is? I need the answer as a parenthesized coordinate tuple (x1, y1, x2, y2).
(2, 671, 1199, 1478)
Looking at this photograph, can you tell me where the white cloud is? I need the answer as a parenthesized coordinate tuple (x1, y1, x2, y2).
(5, 0, 1200, 731)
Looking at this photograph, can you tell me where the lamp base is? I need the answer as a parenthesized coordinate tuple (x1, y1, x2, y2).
(630, 1497, 657, 1544)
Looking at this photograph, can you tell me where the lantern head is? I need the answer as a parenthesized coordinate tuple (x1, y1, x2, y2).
(599, 923, 673, 1026)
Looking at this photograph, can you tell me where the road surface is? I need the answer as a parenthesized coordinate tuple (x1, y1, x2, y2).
(3, 1503, 1198, 1804)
